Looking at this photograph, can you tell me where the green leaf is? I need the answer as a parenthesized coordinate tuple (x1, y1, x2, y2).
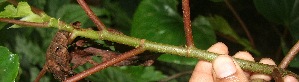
(0, 46, 19, 82)
(46, 0, 71, 16)
(0, 2, 34, 18)
(131, 0, 216, 65)
(15, 35, 45, 66)
(131, 0, 183, 46)
(0, 22, 7, 30)
(253, 0, 299, 40)
(206, 15, 260, 56)
(0, 0, 6, 3)
(290, 56, 299, 68)
(56, 4, 109, 28)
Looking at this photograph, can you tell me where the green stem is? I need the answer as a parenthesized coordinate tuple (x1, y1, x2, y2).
(3, 17, 299, 79)
(75, 28, 297, 78)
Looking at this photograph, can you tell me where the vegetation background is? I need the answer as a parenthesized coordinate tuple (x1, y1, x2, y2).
(0, 0, 299, 82)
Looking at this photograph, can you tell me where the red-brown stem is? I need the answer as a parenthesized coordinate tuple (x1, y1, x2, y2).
(224, 0, 255, 48)
(64, 46, 145, 82)
(0, 18, 48, 27)
(279, 41, 299, 69)
(34, 65, 47, 82)
(77, 0, 107, 31)
(182, 0, 194, 48)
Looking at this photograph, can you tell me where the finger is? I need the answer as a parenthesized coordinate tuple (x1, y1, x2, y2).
(190, 61, 213, 82)
(190, 42, 228, 82)
(233, 51, 254, 78)
(213, 55, 248, 82)
(207, 42, 229, 55)
(284, 75, 298, 82)
(250, 58, 276, 81)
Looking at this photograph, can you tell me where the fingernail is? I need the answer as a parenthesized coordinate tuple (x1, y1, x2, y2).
(284, 75, 298, 82)
(213, 55, 237, 78)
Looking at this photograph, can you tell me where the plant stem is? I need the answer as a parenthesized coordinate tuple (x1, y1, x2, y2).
(77, 28, 297, 78)
(65, 45, 146, 82)
(0, 18, 48, 28)
(77, 0, 107, 31)
(279, 40, 299, 68)
(224, 0, 255, 48)
(182, 0, 194, 48)
(2, 17, 299, 80)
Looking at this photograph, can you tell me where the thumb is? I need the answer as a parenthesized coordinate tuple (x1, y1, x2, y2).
(213, 55, 248, 82)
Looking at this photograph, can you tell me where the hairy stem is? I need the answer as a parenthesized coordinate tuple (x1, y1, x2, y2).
(1, 17, 299, 80)
(279, 40, 299, 68)
(77, 0, 107, 31)
(182, 0, 194, 48)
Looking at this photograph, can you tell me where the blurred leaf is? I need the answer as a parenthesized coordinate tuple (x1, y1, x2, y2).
(131, 0, 184, 46)
(254, 0, 299, 40)
(56, 4, 110, 28)
(15, 35, 45, 67)
(0, 46, 19, 82)
(206, 15, 260, 56)
(192, 16, 216, 49)
(290, 56, 299, 68)
(0, 0, 5, 3)
(0, 2, 34, 18)
(0, 22, 7, 30)
(28, 0, 46, 10)
(103, 1, 132, 34)
(254, 0, 299, 66)
(45, 0, 71, 17)
(131, 0, 216, 65)
(253, 0, 294, 24)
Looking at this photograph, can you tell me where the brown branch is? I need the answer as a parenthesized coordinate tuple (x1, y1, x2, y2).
(224, 0, 255, 48)
(159, 70, 192, 82)
(64, 40, 146, 82)
(77, 0, 107, 31)
(0, 18, 48, 27)
(279, 40, 299, 68)
(34, 65, 47, 82)
(182, 0, 194, 48)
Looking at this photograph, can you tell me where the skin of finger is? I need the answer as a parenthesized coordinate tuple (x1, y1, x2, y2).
(284, 75, 299, 82)
(189, 42, 228, 82)
(250, 58, 276, 81)
(233, 51, 255, 78)
(213, 55, 249, 82)
(190, 61, 213, 82)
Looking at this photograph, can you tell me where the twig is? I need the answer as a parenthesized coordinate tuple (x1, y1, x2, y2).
(0, 18, 48, 27)
(279, 40, 299, 68)
(64, 40, 146, 82)
(1, 11, 299, 81)
(34, 65, 47, 82)
(159, 70, 192, 82)
(77, 0, 107, 31)
(224, 0, 255, 48)
(182, 0, 194, 48)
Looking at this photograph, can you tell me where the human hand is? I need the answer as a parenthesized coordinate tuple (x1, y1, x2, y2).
(189, 42, 298, 82)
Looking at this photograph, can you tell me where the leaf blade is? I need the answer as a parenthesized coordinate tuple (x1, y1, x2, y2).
(0, 46, 19, 82)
